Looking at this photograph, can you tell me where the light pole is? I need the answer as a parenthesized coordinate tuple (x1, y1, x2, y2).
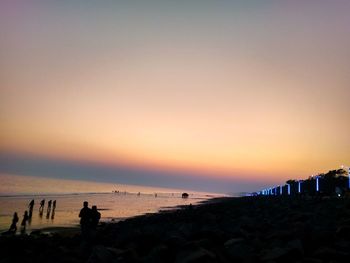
(298, 180, 302, 193)
(316, 176, 320, 192)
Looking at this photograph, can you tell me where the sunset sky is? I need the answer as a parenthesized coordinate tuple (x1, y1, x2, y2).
(1, 1, 349, 193)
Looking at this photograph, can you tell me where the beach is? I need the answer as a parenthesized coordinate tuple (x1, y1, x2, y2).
(0, 174, 218, 232)
(1, 196, 349, 263)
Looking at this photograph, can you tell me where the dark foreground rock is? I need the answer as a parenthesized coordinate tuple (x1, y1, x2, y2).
(1, 196, 350, 262)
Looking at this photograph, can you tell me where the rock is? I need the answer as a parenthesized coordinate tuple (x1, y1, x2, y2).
(175, 247, 216, 263)
(286, 239, 304, 256)
(224, 238, 245, 247)
(143, 244, 168, 263)
(29, 230, 42, 236)
(193, 238, 212, 249)
(182, 193, 189, 198)
(260, 247, 288, 261)
(260, 240, 303, 262)
(164, 235, 187, 248)
(313, 247, 349, 262)
(267, 229, 294, 241)
(224, 238, 253, 262)
(87, 245, 124, 263)
(336, 225, 350, 239)
(302, 257, 323, 263)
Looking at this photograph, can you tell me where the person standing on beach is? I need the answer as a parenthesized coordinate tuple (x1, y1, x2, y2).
(90, 205, 101, 230)
(47, 200, 52, 212)
(79, 201, 91, 239)
(9, 212, 19, 233)
(39, 199, 45, 211)
(28, 199, 34, 219)
(51, 200, 56, 220)
(21, 211, 29, 234)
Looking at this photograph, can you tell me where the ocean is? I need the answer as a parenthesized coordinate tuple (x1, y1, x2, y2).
(0, 173, 221, 233)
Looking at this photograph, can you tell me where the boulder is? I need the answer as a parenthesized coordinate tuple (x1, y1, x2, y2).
(336, 225, 350, 239)
(260, 239, 303, 262)
(143, 244, 168, 263)
(175, 247, 216, 263)
(224, 238, 253, 262)
(87, 245, 124, 263)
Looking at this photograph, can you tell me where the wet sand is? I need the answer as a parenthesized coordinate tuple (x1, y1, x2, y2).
(1, 196, 350, 262)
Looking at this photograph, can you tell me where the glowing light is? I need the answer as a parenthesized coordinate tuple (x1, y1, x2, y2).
(280, 185, 283, 195)
(316, 176, 320, 192)
(287, 184, 290, 195)
(298, 181, 302, 193)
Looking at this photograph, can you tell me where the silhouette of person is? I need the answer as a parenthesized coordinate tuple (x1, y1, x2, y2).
(46, 200, 52, 218)
(9, 212, 19, 233)
(90, 205, 101, 230)
(79, 201, 91, 239)
(39, 199, 45, 212)
(21, 211, 29, 234)
(28, 199, 34, 212)
(47, 200, 52, 211)
(51, 200, 56, 220)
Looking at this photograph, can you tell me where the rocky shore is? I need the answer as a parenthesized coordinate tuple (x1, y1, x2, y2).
(1, 196, 350, 263)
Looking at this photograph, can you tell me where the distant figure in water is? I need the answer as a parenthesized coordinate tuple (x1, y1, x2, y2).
(28, 200, 34, 215)
(79, 201, 91, 239)
(28, 199, 34, 223)
(21, 211, 29, 234)
(90, 205, 101, 230)
(39, 199, 45, 212)
(155, 193, 157, 197)
(9, 212, 19, 233)
(137, 192, 141, 196)
(51, 200, 56, 220)
(47, 200, 52, 211)
(46, 200, 52, 218)
(182, 193, 189, 198)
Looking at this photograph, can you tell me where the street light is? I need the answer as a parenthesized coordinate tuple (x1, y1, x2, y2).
(316, 176, 320, 192)
(298, 180, 302, 193)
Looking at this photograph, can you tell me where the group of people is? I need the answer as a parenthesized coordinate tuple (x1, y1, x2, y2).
(8, 199, 57, 234)
(79, 201, 101, 240)
(39, 199, 57, 219)
(8, 199, 101, 238)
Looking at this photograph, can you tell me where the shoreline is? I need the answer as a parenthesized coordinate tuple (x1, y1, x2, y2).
(1, 196, 349, 262)
(0, 196, 224, 235)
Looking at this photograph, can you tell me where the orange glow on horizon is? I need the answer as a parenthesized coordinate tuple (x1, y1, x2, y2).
(1, 1, 349, 186)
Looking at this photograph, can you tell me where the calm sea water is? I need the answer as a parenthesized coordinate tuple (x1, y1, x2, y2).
(0, 173, 221, 232)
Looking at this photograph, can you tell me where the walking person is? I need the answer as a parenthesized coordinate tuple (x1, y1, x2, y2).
(8, 212, 19, 233)
(39, 199, 45, 213)
(28, 200, 34, 215)
(46, 200, 52, 218)
(51, 200, 57, 219)
(21, 211, 29, 234)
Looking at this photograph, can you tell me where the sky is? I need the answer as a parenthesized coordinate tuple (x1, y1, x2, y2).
(1, 1, 350, 193)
